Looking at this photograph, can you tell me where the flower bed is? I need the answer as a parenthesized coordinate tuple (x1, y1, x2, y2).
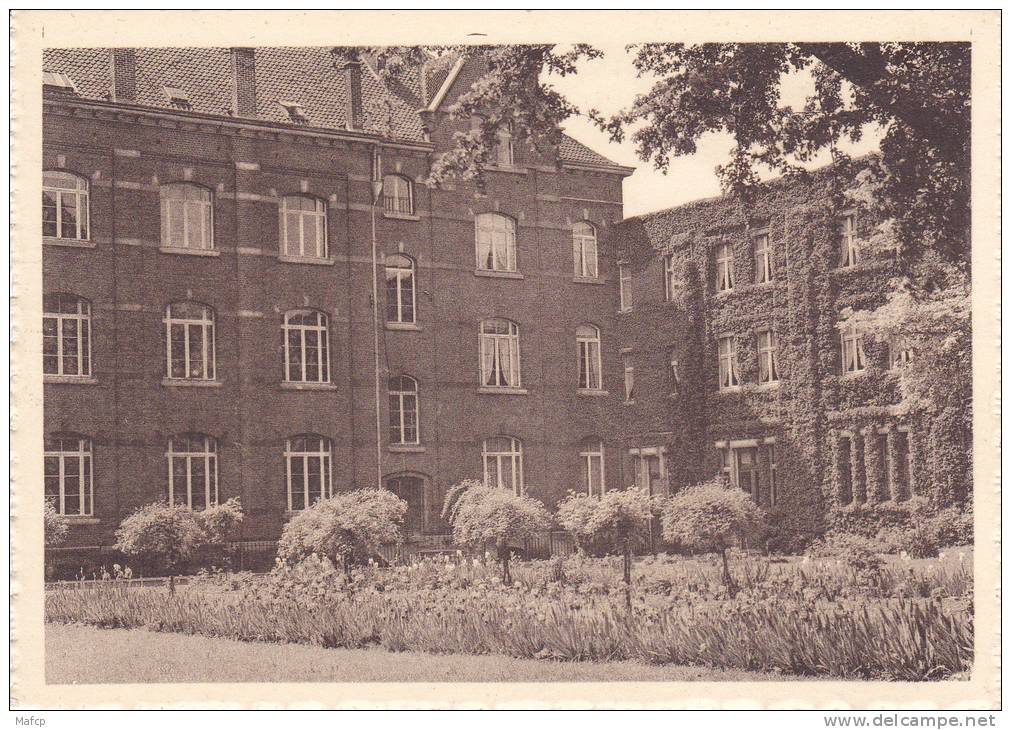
(45, 552, 972, 681)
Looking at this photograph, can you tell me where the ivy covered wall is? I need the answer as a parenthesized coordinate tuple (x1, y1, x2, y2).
(611, 160, 969, 549)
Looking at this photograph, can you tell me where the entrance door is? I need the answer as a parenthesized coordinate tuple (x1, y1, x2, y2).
(386, 476, 425, 535)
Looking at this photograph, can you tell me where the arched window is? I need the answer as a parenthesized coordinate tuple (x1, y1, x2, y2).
(576, 324, 602, 391)
(572, 222, 598, 279)
(388, 376, 419, 445)
(284, 434, 332, 511)
(164, 302, 216, 381)
(382, 175, 414, 215)
(280, 195, 327, 259)
(282, 310, 330, 383)
(475, 213, 516, 273)
(385, 254, 416, 324)
(167, 433, 218, 510)
(160, 183, 213, 250)
(483, 436, 523, 495)
(479, 318, 521, 388)
(43, 171, 89, 241)
(579, 438, 606, 496)
(43, 294, 91, 377)
(44, 434, 93, 516)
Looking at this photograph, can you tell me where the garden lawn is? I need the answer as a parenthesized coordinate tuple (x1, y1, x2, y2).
(46, 624, 787, 684)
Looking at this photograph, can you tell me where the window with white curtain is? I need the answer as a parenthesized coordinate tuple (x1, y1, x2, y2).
(572, 222, 598, 279)
(161, 183, 213, 250)
(479, 318, 521, 388)
(841, 322, 866, 373)
(716, 243, 734, 292)
(579, 438, 606, 496)
(280, 195, 328, 259)
(475, 213, 517, 272)
(576, 324, 602, 391)
(758, 330, 779, 384)
(718, 336, 739, 390)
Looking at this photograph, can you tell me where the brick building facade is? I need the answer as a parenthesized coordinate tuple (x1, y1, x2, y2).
(41, 47, 634, 547)
(42, 47, 967, 554)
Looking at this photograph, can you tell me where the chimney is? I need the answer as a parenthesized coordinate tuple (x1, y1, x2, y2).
(231, 48, 257, 118)
(110, 48, 137, 103)
(340, 53, 363, 131)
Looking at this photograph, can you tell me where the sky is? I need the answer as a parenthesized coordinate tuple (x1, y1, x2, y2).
(550, 43, 882, 218)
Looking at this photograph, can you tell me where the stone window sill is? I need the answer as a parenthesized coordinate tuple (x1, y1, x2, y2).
(618, 308, 634, 315)
(382, 211, 420, 221)
(839, 370, 867, 380)
(63, 516, 100, 525)
(477, 386, 528, 395)
(278, 255, 336, 266)
(159, 246, 220, 257)
(754, 381, 781, 391)
(577, 389, 609, 397)
(44, 375, 98, 385)
(43, 237, 96, 249)
(717, 386, 742, 395)
(388, 444, 426, 454)
(162, 378, 223, 388)
(385, 322, 421, 332)
(280, 381, 338, 391)
(573, 277, 606, 285)
(474, 269, 524, 280)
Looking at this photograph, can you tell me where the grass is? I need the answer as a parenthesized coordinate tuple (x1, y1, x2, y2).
(46, 623, 787, 683)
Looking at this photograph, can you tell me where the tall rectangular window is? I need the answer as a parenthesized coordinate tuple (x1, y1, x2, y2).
(754, 231, 773, 283)
(285, 435, 332, 511)
(757, 330, 779, 384)
(576, 325, 602, 391)
(385, 254, 416, 324)
(716, 243, 734, 292)
(618, 262, 632, 312)
(572, 222, 598, 279)
(483, 436, 523, 495)
(44, 435, 93, 516)
(283, 310, 330, 384)
(718, 336, 739, 390)
(479, 319, 521, 388)
(580, 439, 606, 496)
(667, 348, 680, 396)
(165, 302, 216, 381)
(43, 171, 90, 241)
(161, 183, 214, 251)
(280, 195, 327, 259)
(889, 337, 914, 369)
(623, 354, 635, 402)
(475, 213, 517, 272)
(167, 433, 218, 510)
(841, 322, 866, 374)
(663, 254, 677, 301)
(840, 213, 859, 267)
(43, 294, 91, 377)
(768, 443, 777, 506)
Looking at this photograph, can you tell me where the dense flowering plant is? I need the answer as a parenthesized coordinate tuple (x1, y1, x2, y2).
(276, 489, 406, 578)
(44, 500, 69, 548)
(114, 498, 243, 576)
(442, 479, 550, 585)
(662, 479, 766, 592)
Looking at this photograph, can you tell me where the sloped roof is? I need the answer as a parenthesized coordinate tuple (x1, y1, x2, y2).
(42, 46, 626, 169)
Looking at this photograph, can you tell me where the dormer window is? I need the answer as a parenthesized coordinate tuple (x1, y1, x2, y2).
(163, 86, 191, 110)
(278, 100, 309, 125)
(42, 71, 78, 95)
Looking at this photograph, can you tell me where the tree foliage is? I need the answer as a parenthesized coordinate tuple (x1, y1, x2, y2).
(114, 498, 244, 576)
(442, 479, 551, 584)
(44, 500, 69, 548)
(663, 479, 766, 591)
(277, 489, 406, 576)
(557, 488, 655, 584)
